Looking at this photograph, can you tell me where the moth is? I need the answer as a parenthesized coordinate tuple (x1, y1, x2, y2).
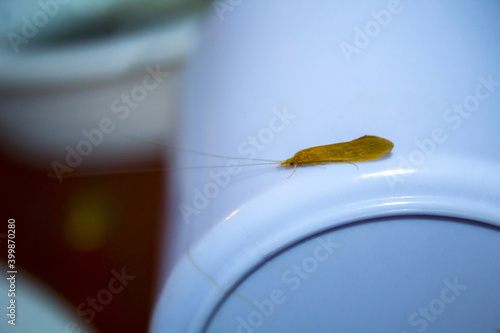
(173, 135, 393, 178)
(51, 135, 394, 179)
(279, 135, 394, 176)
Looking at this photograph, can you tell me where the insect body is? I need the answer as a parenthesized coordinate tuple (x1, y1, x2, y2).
(280, 135, 394, 176)
(281, 135, 393, 167)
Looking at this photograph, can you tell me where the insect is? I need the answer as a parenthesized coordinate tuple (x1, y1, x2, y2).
(170, 135, 393, 178)
(51, 135, 393, 179)
(279, 135, 394, 177)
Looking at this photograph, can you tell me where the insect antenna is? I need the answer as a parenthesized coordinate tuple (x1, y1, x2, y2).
(48, 134, 284, 180)
(47, 160, 282, 179)
(126, 134, 282, 163)
(47, 167, 167, 179)
(175, 162, 281, 169)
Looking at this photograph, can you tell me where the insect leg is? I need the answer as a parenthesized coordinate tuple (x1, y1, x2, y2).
(347, 162, 359, 170)
(286, 164, 297, 179)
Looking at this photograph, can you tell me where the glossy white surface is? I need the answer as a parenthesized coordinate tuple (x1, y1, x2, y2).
(152, 1, 500, 332)
(208, 217, 500, 333)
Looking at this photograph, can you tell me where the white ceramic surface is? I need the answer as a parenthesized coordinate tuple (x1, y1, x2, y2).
(151, 1, 500, 332)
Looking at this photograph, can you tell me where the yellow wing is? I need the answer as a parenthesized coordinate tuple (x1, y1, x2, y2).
(280, 135, 394, 167)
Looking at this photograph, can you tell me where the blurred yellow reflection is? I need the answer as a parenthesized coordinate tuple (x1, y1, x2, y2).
(64, 187, 116, 252)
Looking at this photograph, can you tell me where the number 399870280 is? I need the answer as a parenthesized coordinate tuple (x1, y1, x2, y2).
(7, 219, 15, 265)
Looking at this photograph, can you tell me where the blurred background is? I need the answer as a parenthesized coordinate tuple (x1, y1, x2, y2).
(2, 1, 500, 332)
(0, 0, 210, 331)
